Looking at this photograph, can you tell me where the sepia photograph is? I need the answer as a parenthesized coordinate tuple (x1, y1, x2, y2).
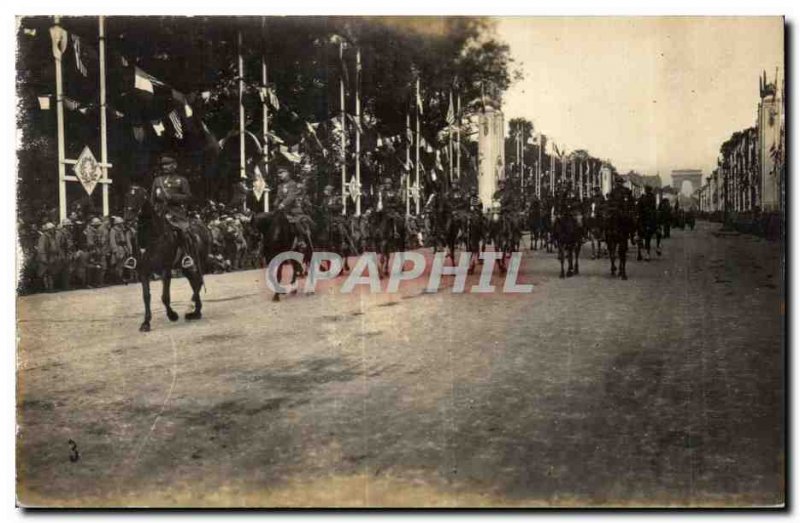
(13, 13, 785, 508)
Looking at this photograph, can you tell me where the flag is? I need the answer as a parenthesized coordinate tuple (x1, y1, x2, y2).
(279, 145, 301, 163)
(268, 88, 280, 110)
(134, 67, 154, 93)
(72, 35, 88, 77)
(23, 28, 36, 37)
(415, 78, 423, 115)
(63, 97, 80, 111)
(168, 110, 184, 139)
(445, 91, 455, 125)
(184, 104, 193, 118)
(266, 131, 284, 144)
(347, 113, 363, 135)
(114, 109, 124, 119)
(152, 120, 165, 137)
(38, 96, 50, 110)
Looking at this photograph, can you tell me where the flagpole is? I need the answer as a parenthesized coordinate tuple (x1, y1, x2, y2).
(456, 93, 461, 179)
(355, 48, 361, 216)
(53, 16, 67, 223)
(520, 125, 525, 189)
(99, 16, 109, 217)
(406, 112, 411, 216)
(340, 41, 347, 216)
(261, 45, 270, 212)
(415, 77, 420, 215)
(550, 148, 555, 196)
(238, 30, 247, 213)
(537, 134, 542, 198)
(448, 91, 453, 184)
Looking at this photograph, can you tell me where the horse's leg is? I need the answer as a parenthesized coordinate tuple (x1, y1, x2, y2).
(558, 244, 565, 278)
(574, 242, 581, 275)
(139, 271, 152, 332)
(609, 240, 617, 276)
(183, 267, 203, 320)
(636, 233, 643, 261)
(566, 246, 574, 277)
(620, 242, 629, 280)
(161, 270, 179, 322)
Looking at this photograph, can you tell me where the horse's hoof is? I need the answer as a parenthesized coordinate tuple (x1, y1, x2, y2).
(637, 255, 642, 261)
(167, 309, 179, 322)
(559, 273, 565, 279)
(139, 322, 150, 332)
(621, 274, 628, 281)
(185, 311, 202, 321)
(272, 294, 281, 302)
(566, 271, 574, 278)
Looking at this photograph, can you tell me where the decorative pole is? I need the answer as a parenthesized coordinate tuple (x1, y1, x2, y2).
(355, 48, 361, 216)
(415, 77, 421, 215)
(261, 18, 269, 211)
(406, 112, 411, 216)
(53, 16, 67, 223)
(99, 16, 109, 217)
(456, 93, 461, 179)
(340, 41, 347, 215)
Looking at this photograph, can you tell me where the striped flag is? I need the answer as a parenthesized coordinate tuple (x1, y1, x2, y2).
(168, 110, 184, 140)
(415, 78, 423, 115)
(445, 91, 455, 125)
(72, 35, 88, 77)
(38, 96, 51, 110)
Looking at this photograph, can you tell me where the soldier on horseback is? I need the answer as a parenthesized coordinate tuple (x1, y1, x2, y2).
(274, 166, 313, 250)
(150, 154, 196, 268)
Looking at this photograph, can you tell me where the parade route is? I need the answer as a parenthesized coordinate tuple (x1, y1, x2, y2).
(16, 221, 784, 507)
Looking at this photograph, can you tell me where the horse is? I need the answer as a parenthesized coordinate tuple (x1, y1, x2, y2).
(123, 185, 210, 332)
(604, 198, 635, 280)
(528, 199, 544, 250)
(312, 207, 357, 273)
(369, 208, 407, 278)
(462, 209, 484, 274)
(490, 210, 521, 273)
(552, 201, 583, 278)
(635, 198, 661, 261)
(587, 200, 606, 259)
(251, 210, 309, 301)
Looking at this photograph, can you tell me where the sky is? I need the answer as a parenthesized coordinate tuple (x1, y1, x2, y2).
(496, 17, 783, 186)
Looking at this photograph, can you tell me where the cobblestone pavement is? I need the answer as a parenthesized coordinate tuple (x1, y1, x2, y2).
(16, 220, 784, 507)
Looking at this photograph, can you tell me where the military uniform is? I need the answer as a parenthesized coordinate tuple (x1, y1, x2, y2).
(151, 166, 196, 267)
(35, 224, 59, 291)
(109, 218, 131, 282)
(274, 178, 312, 246)
(85, 218, 107, 287)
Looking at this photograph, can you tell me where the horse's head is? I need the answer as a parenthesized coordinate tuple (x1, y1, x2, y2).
(124, 185, 150, 222)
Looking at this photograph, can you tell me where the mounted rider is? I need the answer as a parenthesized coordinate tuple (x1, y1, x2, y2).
(273, 165, 313, 250)
(150, 154, 196, 269)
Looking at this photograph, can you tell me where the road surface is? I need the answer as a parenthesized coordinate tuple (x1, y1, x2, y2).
(16, 220, 784, 507)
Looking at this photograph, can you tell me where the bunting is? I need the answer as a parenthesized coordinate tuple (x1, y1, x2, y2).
(72, 35, 88, 77)
(168, 110, 183, 140)
(134, 67, 155, 93)
(446, 91, 455, 125)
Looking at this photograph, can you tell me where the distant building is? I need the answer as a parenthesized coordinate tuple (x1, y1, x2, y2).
(671, 169, 703, 197)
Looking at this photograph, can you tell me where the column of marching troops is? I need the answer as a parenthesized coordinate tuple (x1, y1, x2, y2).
(20, 144, 699, 295)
